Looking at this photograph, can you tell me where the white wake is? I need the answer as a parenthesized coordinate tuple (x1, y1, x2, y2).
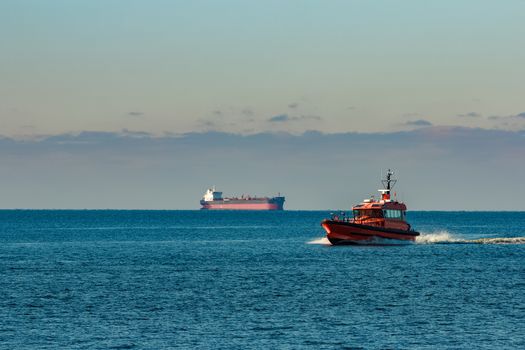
(307, 237, 331, 245)
(468, 237, 525, 244)
(416, 231, 525, 245)
(308, 232, 525, 245)
(415, 231, 462, 244)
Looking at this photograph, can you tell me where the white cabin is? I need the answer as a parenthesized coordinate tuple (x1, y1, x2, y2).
(203, 187, 223, 202)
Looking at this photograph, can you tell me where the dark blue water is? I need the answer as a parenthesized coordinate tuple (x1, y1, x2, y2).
(0, 211, 524, 349)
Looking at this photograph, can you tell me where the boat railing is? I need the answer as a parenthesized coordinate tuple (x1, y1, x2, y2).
(330, 212, 386, 226)
(330, 212, 351, 222)
(352, 217, 384, 227)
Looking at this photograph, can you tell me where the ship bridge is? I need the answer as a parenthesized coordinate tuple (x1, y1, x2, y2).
(203, 187, 223, 202)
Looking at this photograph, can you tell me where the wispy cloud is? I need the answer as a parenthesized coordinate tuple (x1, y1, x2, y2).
(268, 114, 290, 122)
(489, 112, 525, 120)
(288, 102, 298, 109)
(3, 126, 523, 154)
(403, 119, 433, 127)
(268, 114, 322, 123)
(128, 111, 144, 117)
(121, 129, 152, 138)
(300, 115, 322, 121)
(457, 112, 481, 118)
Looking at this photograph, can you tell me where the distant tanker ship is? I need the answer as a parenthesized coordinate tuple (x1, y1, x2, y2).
(200, 187, 285, 210)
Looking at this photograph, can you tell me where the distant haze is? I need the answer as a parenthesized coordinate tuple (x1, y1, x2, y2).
(1, 128, 523, 210)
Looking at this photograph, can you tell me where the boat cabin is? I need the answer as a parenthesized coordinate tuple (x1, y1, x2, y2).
(352, 205, 407, 220)
(347, 170, 411, 231)
(350, 201, 410, 231)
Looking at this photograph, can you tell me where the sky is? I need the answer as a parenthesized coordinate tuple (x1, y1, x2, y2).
(0, 1, 524, 209)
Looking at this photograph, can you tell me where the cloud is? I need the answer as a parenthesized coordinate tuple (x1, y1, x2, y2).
(3, 126, 522, 156)
(197, 117, 240, 131)
(268, 114, 290, 122)
(121, 129, 152, 138)
(268, 114, 322, 123)
(241, 108, 254, 117)
(457, 112, 481, 118)
(128, 111, 144, 116)
(403, 119, 433, 127)
(299, 115, 322, 121)
(487, 112, 525, 124)
(198, 119, 217, 127)
(1, 127, 524, 210)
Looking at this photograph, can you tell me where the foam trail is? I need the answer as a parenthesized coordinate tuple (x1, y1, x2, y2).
(309, 232, 525, 246)
(307, 237, 331, 245)
(417, 231, 525, 245)
(416, 231, 462, 244)
(469, 237, 525, 244)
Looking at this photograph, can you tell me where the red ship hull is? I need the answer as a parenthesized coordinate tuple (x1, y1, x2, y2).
(200, 188, 285, 210)
(322, 219, 419, 245)
(201, 202, 282, 210)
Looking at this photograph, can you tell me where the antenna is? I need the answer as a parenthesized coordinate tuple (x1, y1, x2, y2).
(381, 169, 397, 190)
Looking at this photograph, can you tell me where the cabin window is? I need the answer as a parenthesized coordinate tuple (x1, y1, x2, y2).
(354, 209, 383, 218)
(383, 209, 403, 219)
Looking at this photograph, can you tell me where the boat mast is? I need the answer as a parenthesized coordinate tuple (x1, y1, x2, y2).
(381, 169, 397, 190)
(379, 169, 397, 201)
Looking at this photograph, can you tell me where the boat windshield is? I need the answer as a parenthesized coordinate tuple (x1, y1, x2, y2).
(353, 209, 383, 219)
(383, 209, 405, 220)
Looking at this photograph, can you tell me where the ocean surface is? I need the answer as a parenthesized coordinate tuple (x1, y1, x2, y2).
(0, 210, 524, 349)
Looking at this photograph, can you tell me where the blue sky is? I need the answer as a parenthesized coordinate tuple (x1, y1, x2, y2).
(1, 1, 524, 209)
(2, 0, 525, 135)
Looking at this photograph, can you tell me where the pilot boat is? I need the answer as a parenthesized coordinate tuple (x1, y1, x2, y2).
(321, 170, 420, 245)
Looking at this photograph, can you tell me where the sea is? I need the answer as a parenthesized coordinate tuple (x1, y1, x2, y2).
(0, 210, 524, 349)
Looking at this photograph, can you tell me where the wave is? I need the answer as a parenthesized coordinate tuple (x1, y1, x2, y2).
(309, 232, 525, 246)
(467, 237, 525, 244)
(416, 231, 525, 245)
(29, 225, 280, 231)
(307, 237, 331, 245)
(415, 231, 461, 244)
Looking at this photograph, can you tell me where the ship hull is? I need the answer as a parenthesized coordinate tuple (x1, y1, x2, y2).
(321, 219, 419, 245)
(201, 202, 282, 210)
(200, 197, 285, 210)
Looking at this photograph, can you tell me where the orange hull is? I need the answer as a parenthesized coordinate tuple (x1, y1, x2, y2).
(322, 219, 419, 245)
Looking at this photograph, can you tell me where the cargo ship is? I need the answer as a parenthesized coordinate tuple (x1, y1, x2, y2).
(200, 187, 285, 210)
(321, 170, 419, 245)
